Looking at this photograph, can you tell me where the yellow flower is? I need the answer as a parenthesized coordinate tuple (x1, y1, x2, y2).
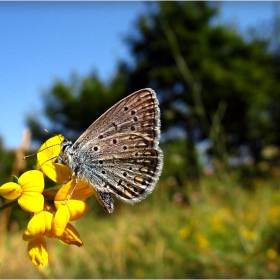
(195, 232, 209, 249)
(0, 170, 44, 213)
(22, 211, 55, 241)
(210, 208, 232, 233)
(59, 223, 84, 247)
(178, 226, 191, 239)
(37, 135, 70, 183)
(239, 226, 259, 241)
(267, 248, 278, 260)
(0, 181, 21, 200)
(22, 211, 53, 266)
(27, 236, 48, 266)
(22, 210, 83, 266)
(53, 179, 94, 236)
(36, 135, 94, 237)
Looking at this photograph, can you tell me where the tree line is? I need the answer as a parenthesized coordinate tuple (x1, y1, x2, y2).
(27, 2, 280, 182)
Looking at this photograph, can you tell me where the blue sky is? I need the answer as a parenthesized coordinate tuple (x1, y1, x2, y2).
(0, 1, 276, 149)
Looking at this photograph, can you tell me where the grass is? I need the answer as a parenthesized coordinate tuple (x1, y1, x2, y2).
(1, 171, 280, 278)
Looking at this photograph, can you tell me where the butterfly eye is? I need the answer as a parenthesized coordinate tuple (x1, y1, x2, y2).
(61, 140, 72, 152)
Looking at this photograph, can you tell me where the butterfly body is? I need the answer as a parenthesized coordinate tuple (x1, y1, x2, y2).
(59, 88, 163, 213)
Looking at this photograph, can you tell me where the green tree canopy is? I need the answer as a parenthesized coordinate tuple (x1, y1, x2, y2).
(27, 72, 127, 143)
(27, 2, 280, 181)
(120, 2, 277, 159)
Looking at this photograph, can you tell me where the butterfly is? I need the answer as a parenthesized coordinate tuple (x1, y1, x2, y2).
(57, 88, 163, 213)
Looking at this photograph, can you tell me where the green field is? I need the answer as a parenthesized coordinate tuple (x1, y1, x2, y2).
(1, 168, 280, 278)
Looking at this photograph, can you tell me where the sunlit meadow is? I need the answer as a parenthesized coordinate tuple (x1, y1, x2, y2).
(1, 139, 280, 278)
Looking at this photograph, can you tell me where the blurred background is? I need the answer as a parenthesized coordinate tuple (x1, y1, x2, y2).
(1, 1, 280, 278)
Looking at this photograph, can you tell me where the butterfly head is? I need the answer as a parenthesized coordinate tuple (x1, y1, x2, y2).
(61, 138, 72, 152)
(57, 138, 73, 165)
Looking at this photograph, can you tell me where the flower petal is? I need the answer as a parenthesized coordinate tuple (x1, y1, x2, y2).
(67, 200, 89, 221)
(18, 192, 44, 213)
(27, 236, 48, 266)
(55, 179, 94, 203)
(37, 135, 70, 183)
(0, 182, 22, 200)
(41, 162, 70, 184)
(59, 223, 83, 247)
(18, 170, 44, 193)
(55, 199, 88, 221)
(22, 211, 54, 241)
(54, 180, 73, 204)
(71, 180, 95, 200)
(53, 204, 70, 237)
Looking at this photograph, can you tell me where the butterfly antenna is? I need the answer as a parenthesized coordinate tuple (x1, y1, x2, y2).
(22, 152, 37, 160)
(23, 129, 63, 160)
(44, 129, 57, 136)
(22, 143, 62, 160)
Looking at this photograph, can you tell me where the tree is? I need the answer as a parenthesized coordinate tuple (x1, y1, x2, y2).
(118, 1, 277, 177)
(27, 72, 127, 144)
(28, 2, 279, 183)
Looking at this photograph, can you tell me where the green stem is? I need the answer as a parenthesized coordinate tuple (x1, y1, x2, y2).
(0, 199, 18, 211)
(42, 184, 63, 199)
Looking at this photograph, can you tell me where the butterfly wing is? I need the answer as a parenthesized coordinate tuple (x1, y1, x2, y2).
(71, 88, 163, 211)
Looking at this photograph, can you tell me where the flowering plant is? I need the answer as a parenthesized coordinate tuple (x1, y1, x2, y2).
(0, 135, 95, 266)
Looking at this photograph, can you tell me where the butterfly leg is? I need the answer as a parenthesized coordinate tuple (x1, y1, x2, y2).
(66, 177, 79, 201)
